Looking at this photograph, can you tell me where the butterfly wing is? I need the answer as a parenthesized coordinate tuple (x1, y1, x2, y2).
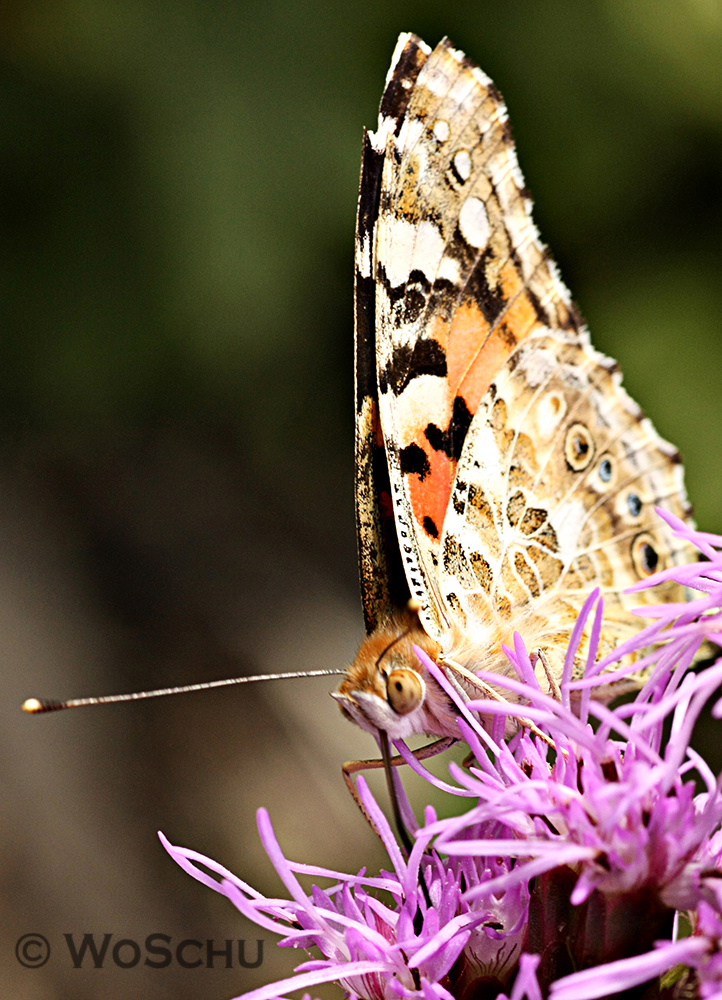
(354, 35, 431, 634)
(365, 34, 693, 670)
(438, 331, 694, 674)
(368, 36, 584, 639)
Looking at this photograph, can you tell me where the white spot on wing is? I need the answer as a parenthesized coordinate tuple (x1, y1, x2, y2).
(437, 256, 461, 284)
(369, 115, 397, 154)
(379, 216, 444, 288)
(550, 501, 586, 563)
(471, 65, 494, 88)
(452, 149, 472, 182)
(458, 197, 490, 249)
(356, 230, 372, 279)
(433, 119, 450, 142)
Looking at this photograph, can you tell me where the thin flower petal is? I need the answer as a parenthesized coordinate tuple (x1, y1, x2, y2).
(230, 960, 392, 1000)
(549, 939, 708, 1000)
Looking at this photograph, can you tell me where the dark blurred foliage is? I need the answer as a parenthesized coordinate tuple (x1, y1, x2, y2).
(1, 2, 720, 998)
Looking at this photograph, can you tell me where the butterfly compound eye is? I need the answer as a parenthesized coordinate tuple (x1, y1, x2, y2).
(386, 669, 424, 716)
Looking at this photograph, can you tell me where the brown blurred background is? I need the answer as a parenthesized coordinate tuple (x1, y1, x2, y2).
(1, 2, 721, 998)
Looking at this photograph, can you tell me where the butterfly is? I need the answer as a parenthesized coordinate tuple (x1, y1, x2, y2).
(333, 33, 694, 747)
(22, 34, 694, 810)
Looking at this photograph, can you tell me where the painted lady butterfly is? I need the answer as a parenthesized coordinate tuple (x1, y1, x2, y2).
(21, 34, 695, 775)
(334, 34, 694, 744)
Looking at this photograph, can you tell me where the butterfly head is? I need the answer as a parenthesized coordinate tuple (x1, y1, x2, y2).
(333, 609, 451, 740)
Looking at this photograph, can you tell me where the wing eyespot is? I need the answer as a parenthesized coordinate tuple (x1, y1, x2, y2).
(598, 457, 613, 483)
(632, 533, 660, 578)
(594, 454, 616, 490)
(386, 669, 424, 715)
(565, 422, 595, 472)
(627, 493, 642, 518)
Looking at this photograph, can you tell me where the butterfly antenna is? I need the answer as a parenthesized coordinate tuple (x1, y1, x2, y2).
(21, 669, 347, 714)
(374, 614, 418, 670)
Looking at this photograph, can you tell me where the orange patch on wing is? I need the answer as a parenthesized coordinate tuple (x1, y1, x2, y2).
(499, 259, 524, 300)
(457, 324, 513, 413)
(450, 272, 543, 417)
(446, 301, 490, 398)
(408, 444, 453, 541)
(446, 297, 520, 417)
(503, 291, 539, 345)
(398, 279, 545, 545)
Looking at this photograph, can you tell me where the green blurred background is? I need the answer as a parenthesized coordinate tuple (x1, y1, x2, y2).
(1, 2, 720, 998)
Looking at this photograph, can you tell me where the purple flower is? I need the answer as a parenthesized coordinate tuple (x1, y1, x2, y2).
(161, 781, 530, 1000)
(162, 512, 722, 999)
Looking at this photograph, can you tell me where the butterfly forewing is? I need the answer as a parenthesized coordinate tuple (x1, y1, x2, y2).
(370, 38, 589, 639)
(343, 33, 695, 738)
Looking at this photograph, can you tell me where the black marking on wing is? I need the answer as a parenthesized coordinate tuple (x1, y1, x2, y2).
(355, 131, 384, 414)
(379, 337, 447, 394)
(424, 395, 473, 462)
(429, 277, 459, 319)
(403, 269, 431, 324)
(399, 443, 431, 480)
(423, 516, 439, 538)
(379, 36, 428, 122)
(449, 155, 467, 187)
(376, 265, 431, 320)
(465, 250, 509, 325)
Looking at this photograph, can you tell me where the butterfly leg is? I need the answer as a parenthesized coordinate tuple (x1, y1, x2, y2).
(531, 649, 561, 701)
(444, 656, 558, 748)
(342, 735, 456, 851)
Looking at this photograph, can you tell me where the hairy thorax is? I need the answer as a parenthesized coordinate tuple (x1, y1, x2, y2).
(333, 605, 615, 742)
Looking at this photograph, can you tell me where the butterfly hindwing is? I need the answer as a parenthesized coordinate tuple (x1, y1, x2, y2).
(354, 35, 431, 633)
(438, 328, 693, 672)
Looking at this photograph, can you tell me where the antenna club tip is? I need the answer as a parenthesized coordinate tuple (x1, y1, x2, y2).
(22, 698, 44, 714)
